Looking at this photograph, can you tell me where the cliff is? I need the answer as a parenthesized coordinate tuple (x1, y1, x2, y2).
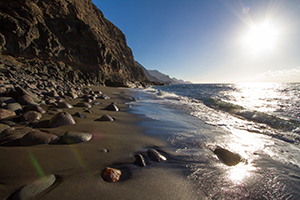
(0, 0, 147, 87)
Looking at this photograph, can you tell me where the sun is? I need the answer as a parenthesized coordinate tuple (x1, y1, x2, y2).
(242, 22, 279, 56)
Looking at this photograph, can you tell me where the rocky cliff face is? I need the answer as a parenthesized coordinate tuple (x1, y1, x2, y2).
(0, 0, 147, 86)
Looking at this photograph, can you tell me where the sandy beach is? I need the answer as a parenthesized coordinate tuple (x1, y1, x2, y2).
(0, 86, 201, 200)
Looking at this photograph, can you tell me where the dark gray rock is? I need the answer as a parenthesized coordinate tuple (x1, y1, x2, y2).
(0, 97, 15, 104)
(147, 149, 167, 162)
(76, 102, 92, 108)
(96, 114, 114, 121)
(73, 112, 86, 119)
(49, 112, 76, 128)
(57, 101, 73, 108)
(20, 131, 59, 146)
(21, 111, 42, 122)
(213, 146, 241, 166)
(13, 174, 56, 200)
(62, 131, 92, 144)
(104, 103, 119, 111)
(100, 94, 110, 99)
(134, 154, 146, 167)
(0, 127, 34, 145)
(4, 102, 22, 112)
(17, 94, 35, 105)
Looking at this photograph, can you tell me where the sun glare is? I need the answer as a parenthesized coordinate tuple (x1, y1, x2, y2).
(242, 22, 279, 56)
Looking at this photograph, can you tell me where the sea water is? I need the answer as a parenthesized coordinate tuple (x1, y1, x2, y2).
(129, 83, 300, 199)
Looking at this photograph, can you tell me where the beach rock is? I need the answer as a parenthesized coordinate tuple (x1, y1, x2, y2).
(17, 94, 35, 105)
(67, 91, 78, 99)
(13, 174, 56, 200)
(20, 131, 59, 146)
(92, 101, 101, 106)
(21, 111, 42, 122)
(96, 115, 114, 121)
(0, 127, 34, 145)
(0, 108, 16, 120)
(134, 154, 146, 167)
(213, 146, 241, 166)
(24, 104, 46, 114)
(0, 97, 16, 104)
(4, 102, 22, 112)
(76, 102, 92, 108)
(49, 89, 59, 98)
(0, 123, 10, 133)
(73, 112, 86, 119)
(57, 101, 73, 108)
(101, 167, 121, 182)
(100, 94, 110, 99)
(84, 109, 93, 114)
(49, 112, 76, 128)
(62, 131, 93, 144)
(104, 103, 119, 111)
(147, 149, 167, 162)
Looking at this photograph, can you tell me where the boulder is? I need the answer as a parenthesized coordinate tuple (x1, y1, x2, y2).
(213, 146, 241, 166)
(49, 112, 76, 128)
(3, 102, 22, 112)
(17, 94, 35, 105)
(20, 131, 59, 146)
(13, 174, 56, 200)
(62, 131, 92, 144)
(0, 127, 34, 145)
(0, 108, 16, 120)
(0, 97, 15, 104)
(147, 149, 167, 162)
(24, 104, 46, 114)
(101, 167, 121, 182)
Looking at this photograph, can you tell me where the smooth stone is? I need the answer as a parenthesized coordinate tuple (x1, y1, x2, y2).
(73, 112, 86, 119)
(134, 154, 146, 167)
(101, 167, 121, 182)
(76, 102, 92, 108)
(24, 104, 46, 114)
(84, 109, 93, 114)
(100, 94, 110, 99)
(13, 174, 56, 200)
(147, 149, 167, 162)
(0, 97, 16, 104)
(17, 94, 35, 105)
(67, 91, 78, 99)
(62, 131, 93, 144)
(20, 131, 59, 146)
(96, 114, 114, 121)
(0, 123, 10, 133)
(104, 103, 119, 111)
(57, 101, 73, 108)
(0, 108, 16, 120)
(0, 127, 34, 145)
(49, 89, 59, 97)
(21, 111, 42, 122)
(92, 101, 101, 106)
(4, 102, 22, 112)
(213, 146, 241, 166)
(101, 149, 109, 153)
(49, 112, 76, 128)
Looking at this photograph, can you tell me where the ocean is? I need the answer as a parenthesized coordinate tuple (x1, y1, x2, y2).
(129, 83, 300, 199)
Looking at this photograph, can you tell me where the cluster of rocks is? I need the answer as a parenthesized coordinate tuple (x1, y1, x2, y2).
(101, 148, 167, 183)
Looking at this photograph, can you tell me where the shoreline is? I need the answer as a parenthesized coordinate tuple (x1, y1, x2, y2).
(0, 86, 202, 200)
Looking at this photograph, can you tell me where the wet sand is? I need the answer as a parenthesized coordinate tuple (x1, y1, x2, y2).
(0, 86, 202, 200)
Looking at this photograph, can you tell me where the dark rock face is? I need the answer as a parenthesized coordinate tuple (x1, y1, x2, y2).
(0, 0, 148, 86)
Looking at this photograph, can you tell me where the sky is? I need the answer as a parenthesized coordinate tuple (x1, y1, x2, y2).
(92, 0, 300, 83)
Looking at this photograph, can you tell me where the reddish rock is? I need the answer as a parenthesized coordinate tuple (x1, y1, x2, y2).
(101, 167, 121, 182)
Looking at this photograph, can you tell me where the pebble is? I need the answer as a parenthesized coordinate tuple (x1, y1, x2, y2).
(73, 112, 86, 119)
(147, 149, 167, 162)
(49, 112, 76, 128)
(101, 167, 121, 182)
(20, 130, 59, 146)
(62, 131, 93, 144)
(134, 154, 146, 167)
(57, 101, 73, 108)
(13, 174, 56, 200)
(100, 94, 110, 99)
(0, 108, 16, 120)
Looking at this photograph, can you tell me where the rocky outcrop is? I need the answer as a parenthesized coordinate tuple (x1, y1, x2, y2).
(0, 0, 148, 86)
